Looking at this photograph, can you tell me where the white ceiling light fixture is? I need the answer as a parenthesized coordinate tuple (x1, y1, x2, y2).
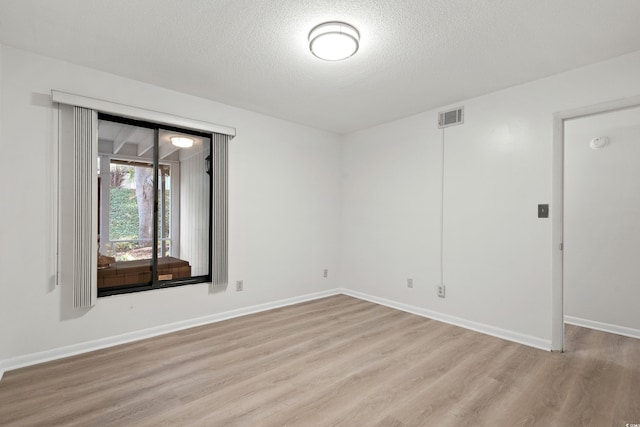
(309, 21, 360, 61)
(171, 136, 194, 148)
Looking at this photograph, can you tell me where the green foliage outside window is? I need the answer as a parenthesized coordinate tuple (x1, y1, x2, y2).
(109, 187, 139, 242)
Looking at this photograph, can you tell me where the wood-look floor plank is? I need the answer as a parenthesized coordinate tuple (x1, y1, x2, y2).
(1, 295, 639, 426)
(141, 305, 421, 426)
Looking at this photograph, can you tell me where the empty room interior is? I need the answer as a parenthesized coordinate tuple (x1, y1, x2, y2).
(1, 1, 640, 425)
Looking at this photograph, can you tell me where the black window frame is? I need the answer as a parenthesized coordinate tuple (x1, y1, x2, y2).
(97, 113, 213, 297)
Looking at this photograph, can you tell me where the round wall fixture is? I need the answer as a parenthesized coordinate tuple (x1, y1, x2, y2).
(589, 136, 609, 150)
(309, 22, 359, 61)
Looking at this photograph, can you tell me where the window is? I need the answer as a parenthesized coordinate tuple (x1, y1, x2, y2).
(53, 90, 233, 307)
(96, 114, 213, 296)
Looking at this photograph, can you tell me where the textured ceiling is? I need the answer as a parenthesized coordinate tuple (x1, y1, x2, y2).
(1, 0, 640, 134)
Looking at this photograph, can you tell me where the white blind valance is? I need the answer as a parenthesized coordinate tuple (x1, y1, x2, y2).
(52, 90, 236, 138)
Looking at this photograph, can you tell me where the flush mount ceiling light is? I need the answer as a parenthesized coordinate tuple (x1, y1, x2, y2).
(309, 21, 360, 61)
(171, 136, 194, 148)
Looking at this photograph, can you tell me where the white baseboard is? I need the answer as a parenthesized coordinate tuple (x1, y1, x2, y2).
(0, 287, 555, 379)
(0, 289, 342, 376)
(564, 315, 640, 340)
(342, 289, 552, 351)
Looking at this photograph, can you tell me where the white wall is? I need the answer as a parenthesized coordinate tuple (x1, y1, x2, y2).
(340, 50, 640, 347)
(0, 46, 341, 364)
(564, 107, 640, 332)
(4, 42, 640, 369)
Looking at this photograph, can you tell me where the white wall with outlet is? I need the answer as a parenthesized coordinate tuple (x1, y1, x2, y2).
(4, 42, 640, 370)
(340, 50, 640, 347)
(0, 46, 341, 364)
(564, 106, 640, 334)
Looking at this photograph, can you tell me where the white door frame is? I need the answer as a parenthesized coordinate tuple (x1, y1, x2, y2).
(551, 94, 640, 351)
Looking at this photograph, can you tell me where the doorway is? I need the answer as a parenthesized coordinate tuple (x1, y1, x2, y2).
(552, 96, 640, 351)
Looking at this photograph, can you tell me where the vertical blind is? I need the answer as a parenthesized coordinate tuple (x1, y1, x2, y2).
(180, 145, 210, 276)
(211, 133, 229, 290)
(73, 107, 98, 308)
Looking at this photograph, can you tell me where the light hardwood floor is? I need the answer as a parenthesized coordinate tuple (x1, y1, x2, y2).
(1, 295, 639, 426)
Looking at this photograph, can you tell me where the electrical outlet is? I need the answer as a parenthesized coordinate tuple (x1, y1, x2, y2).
(323, 269, 328, 278)
(407, 278, 413, 288)
(437, 284, 445, 298)
(236, 280, 243, 292)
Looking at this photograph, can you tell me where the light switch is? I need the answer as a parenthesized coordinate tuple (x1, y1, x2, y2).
(538, 204, 549, 218)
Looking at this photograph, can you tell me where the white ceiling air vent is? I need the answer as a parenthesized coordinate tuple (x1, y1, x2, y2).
(438, 107, 464, 128)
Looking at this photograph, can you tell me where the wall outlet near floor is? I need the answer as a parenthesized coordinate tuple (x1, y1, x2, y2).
(236, 280, 243, 292)
(437, 284, 446, 298)
(407, 278, 413, 288)
(323, 269, 328, 278)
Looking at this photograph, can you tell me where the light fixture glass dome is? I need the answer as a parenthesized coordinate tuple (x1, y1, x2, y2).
(171, 136, 194, 148)
(309, 22, 360, 61)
